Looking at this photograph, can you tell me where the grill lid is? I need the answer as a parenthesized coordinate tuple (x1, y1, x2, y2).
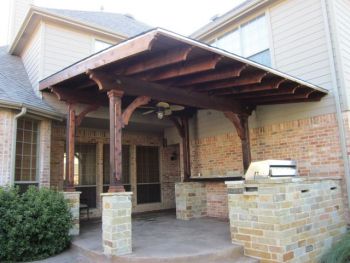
(245, 160, 297, 180)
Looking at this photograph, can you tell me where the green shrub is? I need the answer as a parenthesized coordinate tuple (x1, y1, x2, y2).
(321, 232, 350, 263)
(0, 186, 72, 262)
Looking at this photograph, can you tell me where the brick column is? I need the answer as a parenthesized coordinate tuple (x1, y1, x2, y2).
(63, 191, 81, 236)
(101, 192, 132, 256)
(226, 178, 347, 262)
(175, 182, 207, 220)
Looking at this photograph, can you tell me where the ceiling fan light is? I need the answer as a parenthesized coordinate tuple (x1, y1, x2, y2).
(157, 110, 164, 119)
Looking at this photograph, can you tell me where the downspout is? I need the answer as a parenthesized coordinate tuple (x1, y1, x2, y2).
(320, 0, 350, 211)
(10, 107, 27, 185)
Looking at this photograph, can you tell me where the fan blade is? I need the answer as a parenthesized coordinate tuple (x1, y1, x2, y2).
(142, 110, 155, 115)
(156, 102, 170, 108)
(164, 109, 172, 116)
(169, 105, 185, 111)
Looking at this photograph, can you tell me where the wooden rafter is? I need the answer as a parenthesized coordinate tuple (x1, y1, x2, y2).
(246, 90, 317, 104)
(142, 55, 223, 81)
(196, 72, 268, 92)
(50, 86, 105, 104)
(213, 79, 286, 96)
(234, 85, 301, 99)
(86, 70, 245, 114)
(174, 64, 248, 86)
(116, 46, 194, 75)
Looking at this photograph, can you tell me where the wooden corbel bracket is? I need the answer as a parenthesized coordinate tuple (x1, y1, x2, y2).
(122, 96, 151, 127)
(76, 104, 100, 127)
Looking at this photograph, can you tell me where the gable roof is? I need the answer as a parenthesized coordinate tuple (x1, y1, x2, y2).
(0, 46, 61, 119)
(9, 6, 153, 55)
(44, 8, 152, 38)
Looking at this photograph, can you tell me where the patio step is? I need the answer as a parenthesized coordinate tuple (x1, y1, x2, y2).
(72, 242, 258, 263)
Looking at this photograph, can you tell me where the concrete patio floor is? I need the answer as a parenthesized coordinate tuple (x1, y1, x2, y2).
(69, 211, 258, 263)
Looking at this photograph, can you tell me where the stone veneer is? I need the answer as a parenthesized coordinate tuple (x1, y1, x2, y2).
(63, 191, 81, 236)
(101, 192, 132, 256)
(226, 178, 347, 263)
(175, 182, 207, 220)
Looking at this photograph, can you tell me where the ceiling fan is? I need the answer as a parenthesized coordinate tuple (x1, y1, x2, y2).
(142, 102, 185, 119)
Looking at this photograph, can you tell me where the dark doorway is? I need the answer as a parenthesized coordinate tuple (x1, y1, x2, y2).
(136, 146, 161, 204)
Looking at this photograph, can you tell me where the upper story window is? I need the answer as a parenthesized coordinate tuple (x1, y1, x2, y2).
(213, 14, 271, 66)
(94, 39, 112, 52)
(15, 118, 39, 186)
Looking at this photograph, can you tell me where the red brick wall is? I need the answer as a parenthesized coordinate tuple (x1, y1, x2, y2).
(206, 182, 228, 219)
(190, 113, 344, 178)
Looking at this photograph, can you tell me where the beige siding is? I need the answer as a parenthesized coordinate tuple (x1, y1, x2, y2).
(42, 23, 93, 78)
(21, 25, 42, 95)
(332, 0, 350, 110)
(257, 0, 335, 126)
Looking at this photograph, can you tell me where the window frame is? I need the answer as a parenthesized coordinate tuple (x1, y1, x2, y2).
(212, 12, 272, 66)
(14, 118, 40, 185)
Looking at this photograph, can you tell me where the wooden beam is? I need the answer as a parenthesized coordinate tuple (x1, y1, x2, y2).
(87, 70, 246, 114)
(233, 85, 300, 99)
(224, 112, 251, 172)
(143, 55, 223, 81)
(122, 96, 151, 126)
(196, 72, 268, 92)
(50, 86, 105, 105)
(107, 90, 125, 192)
(65, 103, 76, 191)
(76, 104, 100, 126)
(116, 46, 194, 75)
(39, 31, 159, 90)
(174, 64, 247, 86)
(170, 116, 191, 181)
(246, 90, 316, 104)
(213, 79, 286, 96)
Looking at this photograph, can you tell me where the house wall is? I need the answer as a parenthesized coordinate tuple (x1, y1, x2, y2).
(50, 124, 181, 215)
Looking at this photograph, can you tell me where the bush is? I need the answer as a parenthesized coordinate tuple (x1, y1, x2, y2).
(0, 187, 72, 262)
(321, 232, 350, 263)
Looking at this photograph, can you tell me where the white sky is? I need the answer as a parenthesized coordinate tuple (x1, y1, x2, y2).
(0, 0, 245, 46)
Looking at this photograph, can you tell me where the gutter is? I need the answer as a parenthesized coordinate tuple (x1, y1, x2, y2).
(320, 0, 350, 211)
(10, 107, 27, 185)
(0, 100, 63, 121)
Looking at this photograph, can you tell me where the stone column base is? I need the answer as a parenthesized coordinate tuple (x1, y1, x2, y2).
(101, 192, 132, 256)
(175, 182, 207, 220)
(226, 178, 347, 262)
(62, 191, 81, 236)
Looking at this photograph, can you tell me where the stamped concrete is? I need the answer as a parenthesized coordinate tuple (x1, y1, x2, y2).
(71, 211, 258, 263)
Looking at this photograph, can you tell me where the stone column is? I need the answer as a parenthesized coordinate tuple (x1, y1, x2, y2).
(175, 182, 207, 220)
(101, 192, 132, 256)
(226, 178, 347, 262)
(63, 191, 81, 236)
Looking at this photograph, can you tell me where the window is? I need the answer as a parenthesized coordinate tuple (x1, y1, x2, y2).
(103, 144, 131, 192)
(136, 146, 161, 204)
(64, 144, 97, 207)
(15, 118, 39, 189)
(94, 39, 112, 52)
(213, 14, 271, 66)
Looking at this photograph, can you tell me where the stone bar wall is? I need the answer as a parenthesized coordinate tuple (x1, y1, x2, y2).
(175, 182, 207, 220)
(101, 192, 132, 256)
(63, 191, 81, 236)
(226, 178, 347, 263)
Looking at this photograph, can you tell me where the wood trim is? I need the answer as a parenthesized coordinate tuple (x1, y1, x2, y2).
(76, 104, 100, 126)
(122, 96, 151, 126)
(65, 103, 76, 191)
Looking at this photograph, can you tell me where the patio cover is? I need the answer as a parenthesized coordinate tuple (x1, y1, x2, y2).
(38, 28, 328, 191)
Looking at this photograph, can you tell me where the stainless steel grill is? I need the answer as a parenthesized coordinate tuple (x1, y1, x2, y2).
(244, 160, 297, 180)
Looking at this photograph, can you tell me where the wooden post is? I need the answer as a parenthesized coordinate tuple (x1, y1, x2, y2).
(171, 116, 191, 182)
(224, 112, 252, 172)
(240, 115, 251, 172)
(108, 90, 125, 192)
(65, 103, 76, 191)
(181, 116, 191, 181)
